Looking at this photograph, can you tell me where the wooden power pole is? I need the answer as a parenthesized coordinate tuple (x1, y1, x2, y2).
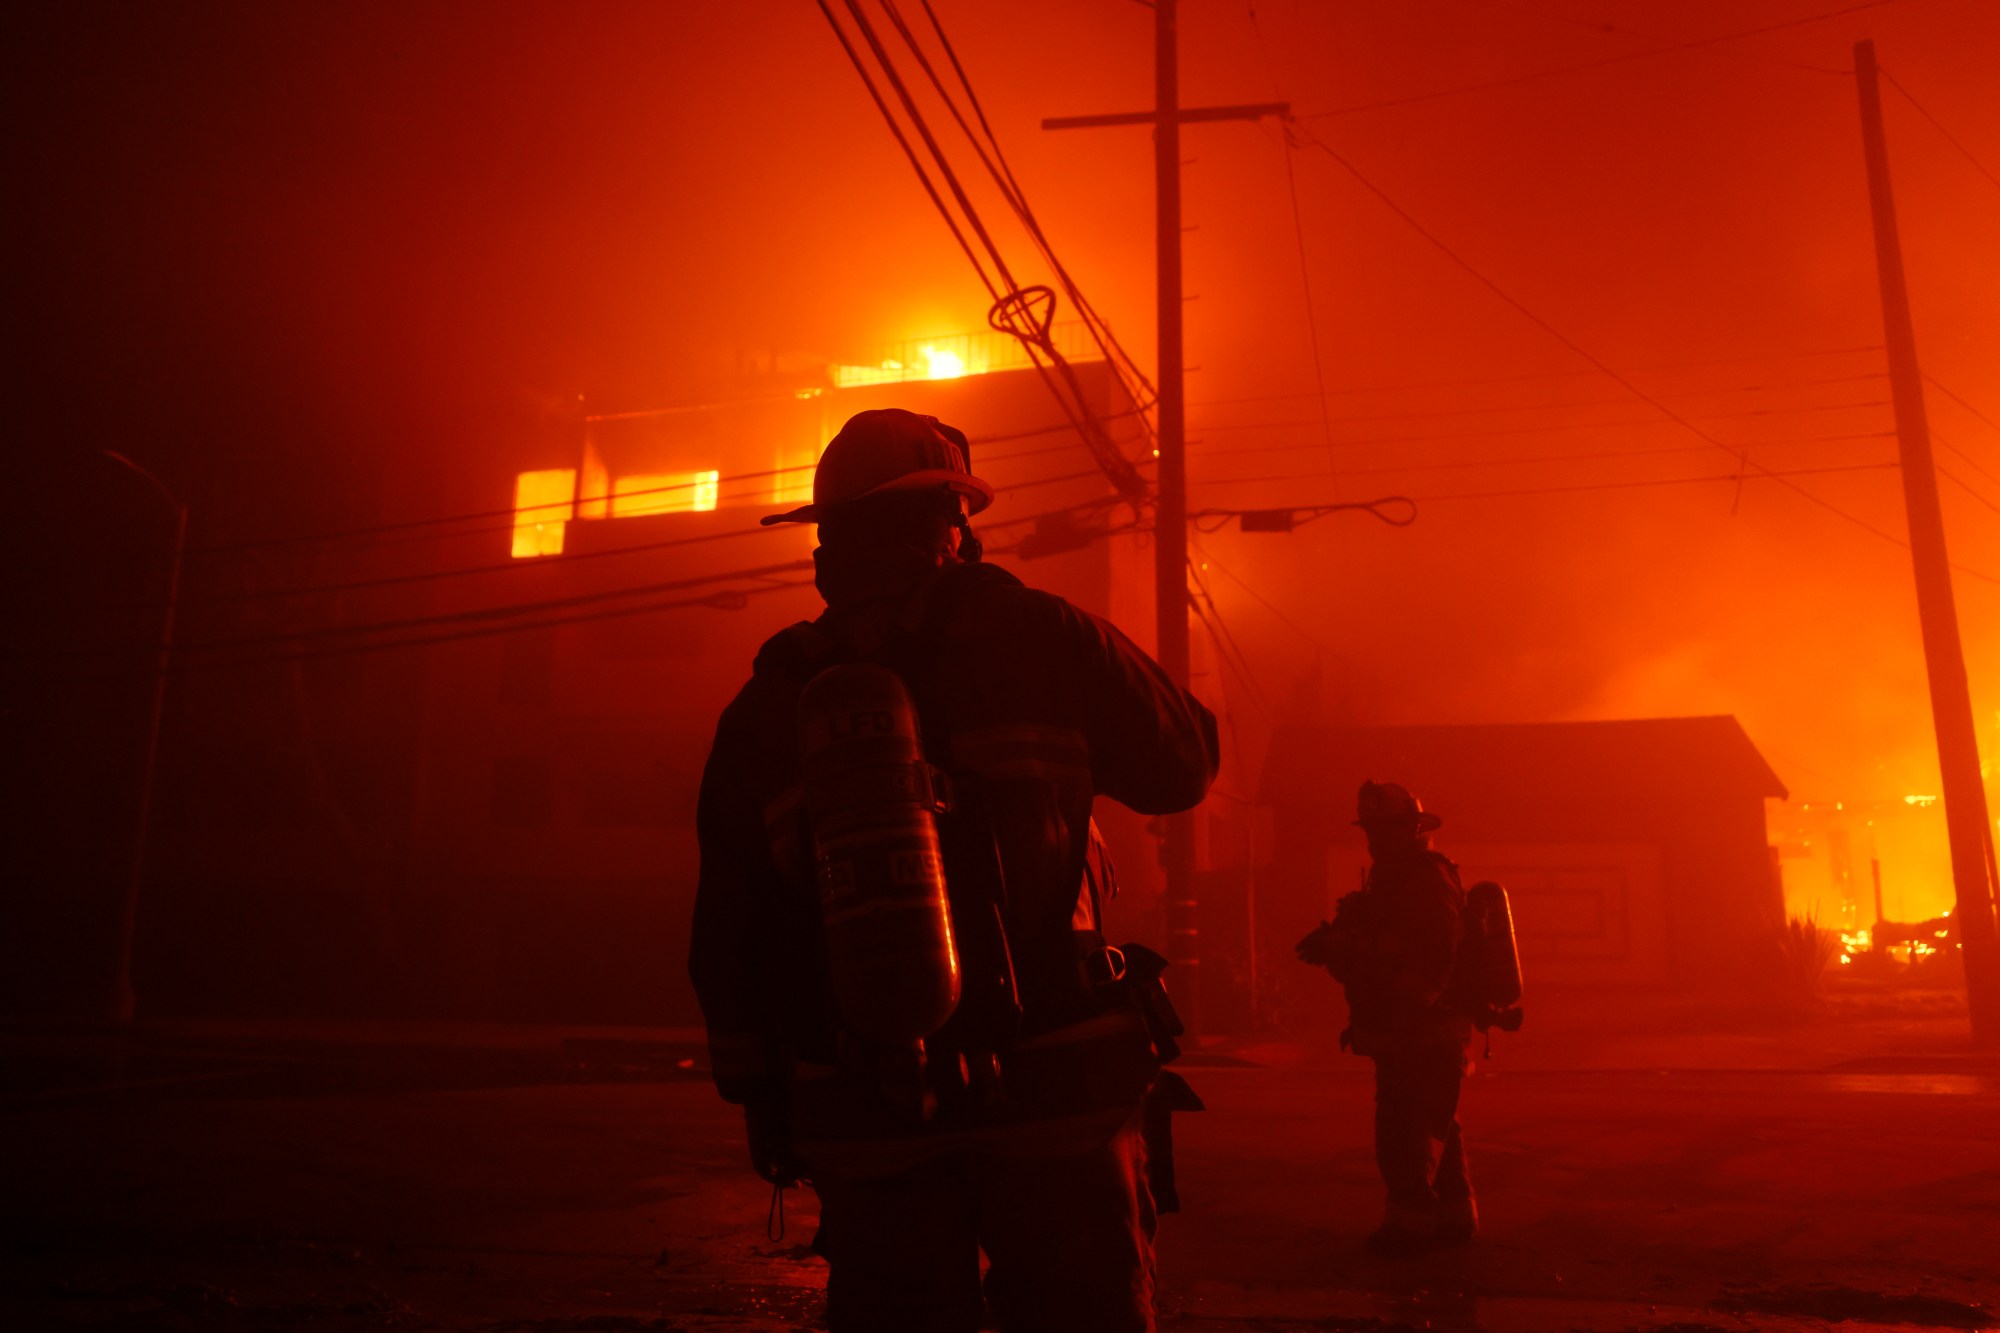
(1045, 0, 1284, 1039)
(1854, 39, 2000, 1042)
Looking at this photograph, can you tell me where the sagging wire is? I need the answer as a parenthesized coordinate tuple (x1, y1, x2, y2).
(1880, 66, 2000, 198)
(42, 453, 1139, 629)
(1278, 116, 2000, 587)
(1202, 465, 1933, 526)
(907, 0, 1159, 412)
(987, 286, 1151, 506)
(1194, 544, 1340, 666)
(53, 494, 1142, 677)
(1186, 552, 1271, 722)
(188, 451, 1136, 609)
(1189, 495, 1417, 534)
(820, 1, 1153, 513)
(1198, 431, 1895, 474)
(49, 576, 819, 686)
(1282, 114, 1780, 509)
(188, 417, 1144, 577)
(815, 0, 1001, 301)
(1247, 5, 1338, 483)
(1295, 0, 1882, 122)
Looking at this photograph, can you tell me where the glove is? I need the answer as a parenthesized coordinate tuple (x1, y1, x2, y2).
(743, 1096, 806, 1187)
(1295, 920, 1338, 969)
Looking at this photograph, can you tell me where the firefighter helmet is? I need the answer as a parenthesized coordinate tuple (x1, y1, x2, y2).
(761, 408, 994, 526)
(1354, 780, 1442, 832)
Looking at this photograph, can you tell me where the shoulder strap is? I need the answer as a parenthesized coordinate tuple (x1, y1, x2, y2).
(1428, 851, 1467, 894)
(752, 621, 841, 684)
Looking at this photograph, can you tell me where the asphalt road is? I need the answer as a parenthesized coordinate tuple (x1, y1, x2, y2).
(3, 1045, 1995, 1332)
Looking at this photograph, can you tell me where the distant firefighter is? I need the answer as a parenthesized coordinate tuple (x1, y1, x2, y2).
(1296, 781, 1521, 1254)
(690, 408, 1219, 1332)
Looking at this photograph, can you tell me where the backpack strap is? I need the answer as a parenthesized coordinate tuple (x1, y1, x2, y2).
(752, 620, 842, 684)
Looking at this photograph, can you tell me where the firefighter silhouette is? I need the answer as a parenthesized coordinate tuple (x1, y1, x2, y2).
(1297, 781, 1521, 1254)
(690, 408, 1219, 1332)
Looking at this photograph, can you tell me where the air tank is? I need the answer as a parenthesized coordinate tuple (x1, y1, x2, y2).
(1466, 880, 1524, 1008)
(798, 662, 961, 1045)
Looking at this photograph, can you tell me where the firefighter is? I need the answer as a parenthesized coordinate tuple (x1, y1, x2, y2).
(1297, 780, 1476, 1254)
(690, 408, 1218, 1333)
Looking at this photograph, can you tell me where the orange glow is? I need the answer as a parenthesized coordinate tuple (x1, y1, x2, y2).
(577, 437, 610, 521)
(612, 470, 719, 517)
(825, 325, 1097, 388)
(511, 469, 576, 558)
(772, 452, 819, 506)
(830, 358, 910, 388)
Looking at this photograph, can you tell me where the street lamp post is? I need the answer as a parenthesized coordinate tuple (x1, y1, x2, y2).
(103, 450, 188, 1024)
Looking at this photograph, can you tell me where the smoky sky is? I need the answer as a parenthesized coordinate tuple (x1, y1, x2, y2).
(9, 0, 1998, 912)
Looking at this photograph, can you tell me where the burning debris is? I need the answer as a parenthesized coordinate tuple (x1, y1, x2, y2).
(1839, 910, 1959, 968)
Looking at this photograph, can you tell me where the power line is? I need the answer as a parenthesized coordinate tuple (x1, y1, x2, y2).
(135, 580, 821, 679)
(166, 559, 819, 657)
(1247, 5, 1339, 481)
(897, 0, 1161, 504)
(1423, 0, 1849, 75)
(1193, 432, 1894, 483)
(182, 413, 1138, 561)
(185, 438, 1144, 608)
(815, 0, 1002, 299)
(1191, 494, 1417, 534)
(69, 511, 1141, 680)
(1186, 551, 1272, 721)
(1200, 458, 1901, 499)
(1188, 461, 2000, 585)
(1189, 365, 1886, 414)
(179, 362, 1893, 564)
(911, 0, 1159, 411)
(76, 490, 1132, 660)
(840, 0, 1019, 292)
(1190, 542, 1340, 664)
(195, 372, 1891, 579)
(1193, 416, 1893, 465)
(1881, 66, 2000, 196)
(1299, 0, 1889, 121)
(27, 449, 1148, 629)
(1921, 381, 2000, 498)
(821, 0, 1151, 506)
(1927, 376, 2000, 438)
(1280, 117, 1973, 569)
(1196, 391, 1892, 437)
(1939, 465, 2000, 518)
(1934, 433, 2000, 495)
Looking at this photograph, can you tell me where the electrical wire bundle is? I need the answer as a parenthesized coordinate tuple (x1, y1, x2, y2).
(815, 0, 1154, 510)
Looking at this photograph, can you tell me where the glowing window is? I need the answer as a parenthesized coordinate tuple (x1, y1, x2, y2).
(512, 469, 576, 558)
(612, 471, 720, 517)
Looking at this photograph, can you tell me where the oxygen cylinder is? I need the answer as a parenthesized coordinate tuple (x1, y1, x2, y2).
(1465, 880, 1524, 1008)
(798, 662, 961, 1045)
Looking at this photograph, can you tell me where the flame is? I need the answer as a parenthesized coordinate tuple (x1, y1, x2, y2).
(921, 345, 966, 379)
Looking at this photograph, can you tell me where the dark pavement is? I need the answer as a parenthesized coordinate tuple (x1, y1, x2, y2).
(2, 1011, 1995, 1333)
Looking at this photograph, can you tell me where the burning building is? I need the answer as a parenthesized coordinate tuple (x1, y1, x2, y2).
(157, 336, 1159, 1023)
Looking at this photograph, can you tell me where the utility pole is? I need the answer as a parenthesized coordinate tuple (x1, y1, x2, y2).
(1853, 39, 2000, 1041)
(103, 450, 189, 1025)
(1045, 0, 1285, 1038)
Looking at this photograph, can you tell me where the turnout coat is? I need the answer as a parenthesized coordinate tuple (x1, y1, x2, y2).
(689, 560, 1218, 1176)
